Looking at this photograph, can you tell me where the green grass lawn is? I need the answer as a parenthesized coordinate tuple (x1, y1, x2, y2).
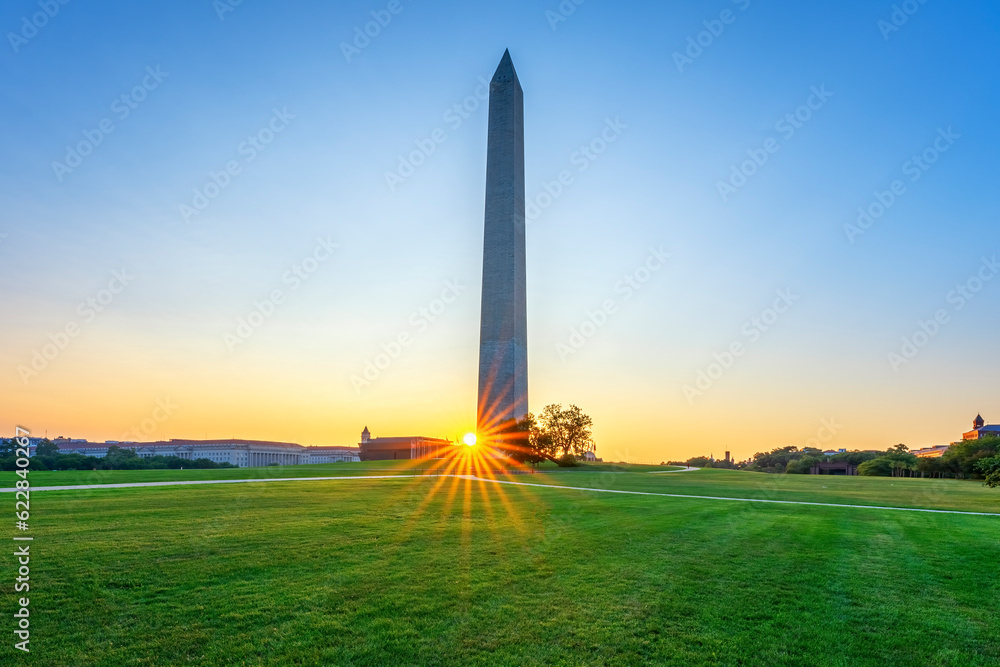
(19, 460, 682, 488)
(6, 465, 1000, 665)
(23, 460, 448, 487)
(521, 467, 1000, 514)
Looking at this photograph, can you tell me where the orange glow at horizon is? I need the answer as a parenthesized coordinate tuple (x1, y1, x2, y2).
(2, 326, 993, 463)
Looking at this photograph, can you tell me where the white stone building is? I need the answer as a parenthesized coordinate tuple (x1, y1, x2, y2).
(53, 438, 359, 467)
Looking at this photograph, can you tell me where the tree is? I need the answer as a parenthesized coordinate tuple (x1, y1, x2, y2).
(749, 446, 802, 473)
(858, 457, 893, 476)
(941, 436, 1000, 479)
(496, 414, 545, 465)
(858, 446, 918, 477)
(538, 404, 594, 458)
(975, 457, 1000, 488)
(498, 414, 538, 464)
(829, 450, 880, 466)
(0, 439, 16, 457)
(555, 453, 580, 468)
(61, 453, 95, 470)
(100, 445, 142, 470)
(786, 456, 821, 474)
(916, 455, 945, 478)
(35, 440, 60, 457)
(105, 445, 138, 459)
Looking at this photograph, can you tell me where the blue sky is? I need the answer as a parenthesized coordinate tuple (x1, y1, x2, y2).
(1, 0, 998, 460)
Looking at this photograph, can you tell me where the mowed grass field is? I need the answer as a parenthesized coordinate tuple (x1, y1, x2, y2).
(5, 465, 1000, 665)
(20, 460, 678, 487)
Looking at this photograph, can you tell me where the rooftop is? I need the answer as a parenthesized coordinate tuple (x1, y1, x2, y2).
(54, 438, 358, 451)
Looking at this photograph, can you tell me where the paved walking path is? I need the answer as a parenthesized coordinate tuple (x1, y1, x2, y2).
(648, 467, 699, 473)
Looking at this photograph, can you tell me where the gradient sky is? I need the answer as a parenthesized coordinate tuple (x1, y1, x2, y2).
(2, 0, 998, 462)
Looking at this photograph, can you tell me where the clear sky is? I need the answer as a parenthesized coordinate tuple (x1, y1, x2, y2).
(1, 0, 998, 462)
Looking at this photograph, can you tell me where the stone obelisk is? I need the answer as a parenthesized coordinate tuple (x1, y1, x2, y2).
(477, 49, 528, 435)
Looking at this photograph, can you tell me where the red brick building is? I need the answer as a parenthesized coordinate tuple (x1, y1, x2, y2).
(962, 414, 1000, 441)
(358, 426, 455, 461)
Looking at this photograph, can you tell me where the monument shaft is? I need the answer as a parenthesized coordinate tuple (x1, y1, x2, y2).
(478, 50, 528, 433)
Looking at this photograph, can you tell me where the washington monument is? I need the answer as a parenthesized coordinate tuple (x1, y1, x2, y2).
(477, 49, 528, 435)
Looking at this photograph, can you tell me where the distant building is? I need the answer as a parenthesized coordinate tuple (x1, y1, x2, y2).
(962, 414, 1000, 441)
(910, 445, 951, 458)
(358, 427, 454, 461)
(905, 414, 999, 458)
(581, 450, 602, 462)
(306, 447, 360, 464)
(50, 437, 359, 467)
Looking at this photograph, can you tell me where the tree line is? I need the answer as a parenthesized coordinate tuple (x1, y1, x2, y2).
(0, 440, 237, 471)
(685, 437, 1000, 485)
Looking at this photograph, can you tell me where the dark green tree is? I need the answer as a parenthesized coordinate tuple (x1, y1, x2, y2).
(975, 457, 1000, 488)
(941, 437, 999, 478)
(35, 440, 60, 457)
(785, 455, 822, 474)
(499, 414, 550, 466)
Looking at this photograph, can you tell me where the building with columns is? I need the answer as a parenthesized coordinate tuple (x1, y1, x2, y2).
(52, 438, 359, 467)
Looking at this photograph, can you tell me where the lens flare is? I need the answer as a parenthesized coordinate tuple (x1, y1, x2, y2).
(463, 432, 477, 447)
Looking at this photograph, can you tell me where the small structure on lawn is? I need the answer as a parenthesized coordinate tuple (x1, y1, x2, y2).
(809, 461, 858, 476)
